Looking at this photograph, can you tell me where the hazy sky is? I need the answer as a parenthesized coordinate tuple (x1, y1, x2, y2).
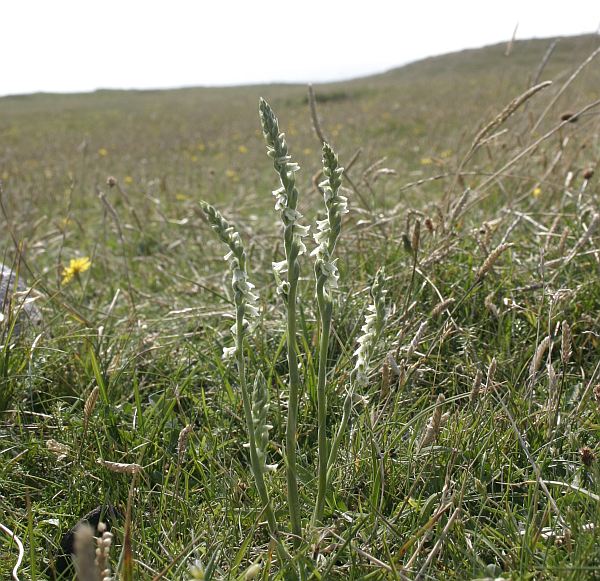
(2, 1, 598, 96)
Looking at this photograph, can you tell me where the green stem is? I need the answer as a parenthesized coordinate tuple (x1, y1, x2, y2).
(326, 383, 353, 485)
(312, 290, 332, 526)
(285, 276, 303, 545)
(235, 318, 281, 545)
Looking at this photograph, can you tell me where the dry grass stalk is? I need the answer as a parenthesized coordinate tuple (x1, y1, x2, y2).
(362, 157, 388, 181)
(530, 39, 559, 86)
(381, 360, 391, 400)
(470, 81, 552, 155)
(371, 167, 397, 183)
(446, 188, 471, 228)
(505, 23, 518, 56)
(561, 321, 571, 366)
(531, 45, 600, 133)
(557, 227, 570, 256)
(547, 214, 599, 270)
(406, 321, 428, 359)
(307, 84, 327, 144)
(476, 243, 514, 280)
(415, 506, 462, 579)
(486, 358, 497, 391)
(462, 98, 600, 216)
(566, 213, 599, 262)
(344, 147, 362, 175)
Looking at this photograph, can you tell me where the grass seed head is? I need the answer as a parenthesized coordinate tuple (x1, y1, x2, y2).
(470, 369, 483, 404)
(97, 459, 142, 475)
(486, 357, 497, 389)
(411, 219, 421, 257)
(177, 424, 193, 462)
(430, 297, 455, 319)
(420, 393, 445, 448)
(583, 167, 594, 180)
(476, 243, 514, 280)
(83, 386, 99, 429)
(560, 111, 578, 122)
(530, 336, 552, 378)
(406, 321, 428, 359)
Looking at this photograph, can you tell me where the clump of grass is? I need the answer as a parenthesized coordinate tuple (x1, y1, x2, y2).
(3, 37, 600, 579)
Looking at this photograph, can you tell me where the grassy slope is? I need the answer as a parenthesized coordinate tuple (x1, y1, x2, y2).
(1, 34, 599, 579)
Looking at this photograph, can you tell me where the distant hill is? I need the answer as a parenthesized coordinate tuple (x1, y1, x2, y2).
(0, 33, 597, 227)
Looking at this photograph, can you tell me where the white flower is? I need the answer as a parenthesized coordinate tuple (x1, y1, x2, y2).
(222, 346, 237, 360)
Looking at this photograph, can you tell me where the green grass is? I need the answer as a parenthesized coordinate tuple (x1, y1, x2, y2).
(1, 34, 599, 579)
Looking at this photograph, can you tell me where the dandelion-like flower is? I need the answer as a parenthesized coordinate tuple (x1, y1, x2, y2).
(200, 202, 259, 359)
(312, 143, 347, 297)
(354, 268, 387, 386)
(62, 256, 91, 285)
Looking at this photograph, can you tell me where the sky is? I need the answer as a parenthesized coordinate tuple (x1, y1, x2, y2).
(2, 0, 599, 96)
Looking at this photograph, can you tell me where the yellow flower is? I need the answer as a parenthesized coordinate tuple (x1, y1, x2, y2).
(62, 257, 91, 285)
(124, 175, 133, 184)
(98, 148, 108, 157)
(238, 145, 248, 154)
(532, 187, 542, 198)
(420, 157, 433, 166)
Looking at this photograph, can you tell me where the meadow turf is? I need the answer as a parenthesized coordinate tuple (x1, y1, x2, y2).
(1, 34, 599, 579)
